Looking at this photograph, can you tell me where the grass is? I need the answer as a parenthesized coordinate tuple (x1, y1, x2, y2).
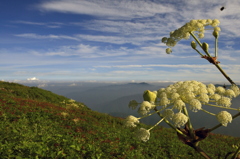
(0, 81, 239, 158)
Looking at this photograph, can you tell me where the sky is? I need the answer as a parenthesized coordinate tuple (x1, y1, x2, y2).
(1, 0, 240, 84)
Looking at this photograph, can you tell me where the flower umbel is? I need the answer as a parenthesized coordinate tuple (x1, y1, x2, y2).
(216, 111, 232, 127)
(162, 19, 220, 51)
(124, 115, 140, 127)
(136, 128, 150, 142)
(172, 112, 188, 127)
(138, 101, 154, 115)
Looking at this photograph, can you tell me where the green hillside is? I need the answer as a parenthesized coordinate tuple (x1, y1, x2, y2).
(0, 81, 239, 158)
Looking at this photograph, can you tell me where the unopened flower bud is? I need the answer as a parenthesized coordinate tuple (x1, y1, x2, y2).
(143, 90, 157, 103)
(162, 37, 168, 43)
(212, 30, 219, 38)
(191, 41, 197, 50)
(166, 48, 172, 54)
(202, 42, 209, 52)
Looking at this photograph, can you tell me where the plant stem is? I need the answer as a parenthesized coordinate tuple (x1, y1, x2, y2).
(182, 106, 195, 139)
(215, 37, 218, 57)
(213, 63, 236, 85)
(192, 144, 212, 159)
(190, 32, 211, 57)
(205, 103, 239, 111)
(148, 117, 165, 131)
(231, 146, 240, 159)
(153, 107, 186, 136)
(190, 32, 236, 85)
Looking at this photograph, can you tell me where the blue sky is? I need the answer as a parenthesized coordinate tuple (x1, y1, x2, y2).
(1, 0, 240, 83)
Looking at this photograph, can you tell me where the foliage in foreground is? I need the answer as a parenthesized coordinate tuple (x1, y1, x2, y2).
(0, 81, 239, 158)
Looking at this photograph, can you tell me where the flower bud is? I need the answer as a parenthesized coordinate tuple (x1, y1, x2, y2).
(191, 41, 197, 50)
(166, 48, 172, 54)
(143, 90, 157, 103)
(162, 37, 168, 43)
(202, 42, 209, 52)
(212, 30, 219, 38)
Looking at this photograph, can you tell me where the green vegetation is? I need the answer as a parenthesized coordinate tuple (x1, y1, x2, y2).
(0, 81, 239, 158)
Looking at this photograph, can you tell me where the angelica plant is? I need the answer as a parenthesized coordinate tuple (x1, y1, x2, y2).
(125, 19, 240, 159)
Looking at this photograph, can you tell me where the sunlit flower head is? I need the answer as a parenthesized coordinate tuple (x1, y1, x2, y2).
(173, 99, 185, 110)
(138, 101, 153, 115)
(136, 128, 150, 142)
(162, 19, 221, 53)
(207, 84, 216, 92)
(162, 109, 174, 120)
(216, 111, 232, 127)
(189, 99, 202, 112)
(231, 85, 240, 96)
(210, 94, 221, 101)
(159, 96, 170, 107)
(216, 96, 231, 107)
(197, 93, 209, 104)
(172, 112, 188, 127)
(224, 89, 236, 98)
(216, 86, 225, 95)
(124, 115, 140, 127)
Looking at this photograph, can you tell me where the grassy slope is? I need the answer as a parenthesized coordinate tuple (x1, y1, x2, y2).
(0, 81, 239, 158)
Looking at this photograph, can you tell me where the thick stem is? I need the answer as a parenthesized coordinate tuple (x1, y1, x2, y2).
(182, 106, 195, 139)
(214, 63, 236, 85)
(192, 144, 212, 159)
(231, 146, 240, 159)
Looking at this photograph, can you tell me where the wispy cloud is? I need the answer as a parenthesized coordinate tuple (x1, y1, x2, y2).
(38, 0, 174, 20)
(14, 33, 80, 41)
(13, 20, 64, 28)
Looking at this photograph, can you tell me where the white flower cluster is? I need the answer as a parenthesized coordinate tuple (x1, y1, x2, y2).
(162, 19, 221, 53)
(157, 81, 239, 109)
(138, 101, 155, 116)
(135, 80, 239, 127)
(216, 111, 232, 127)
(136, 128, 150, 142)
(124, 115, 139, 127)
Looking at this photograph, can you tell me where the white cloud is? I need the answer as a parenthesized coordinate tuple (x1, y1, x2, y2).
(13, 20, 64, 28)
(38, 0, 174, 20)
(14, 33, 80, 41)
(27, 77, 39, 81)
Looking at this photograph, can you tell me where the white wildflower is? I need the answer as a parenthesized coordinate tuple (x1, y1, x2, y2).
(216, 97, 231, 107)
(216, 111, 232, 127)
(189, 99, 202, 112)
(138, 101, 153, 115)
(173, 99, 185, 110)
(172, 112, 188, 127)
(124, 115, 139, 127)
(136, 128, 150, 142)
